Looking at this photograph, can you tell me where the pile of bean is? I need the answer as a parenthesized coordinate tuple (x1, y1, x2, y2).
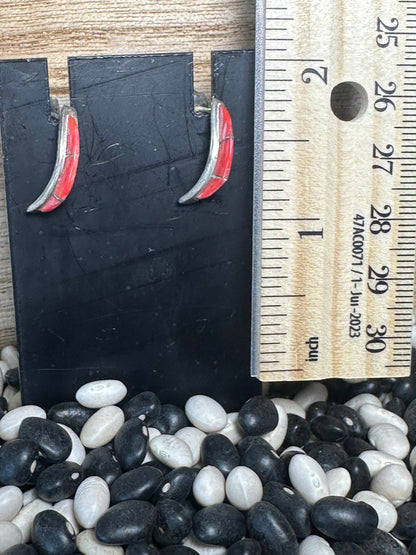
(3, 345, 416, 553)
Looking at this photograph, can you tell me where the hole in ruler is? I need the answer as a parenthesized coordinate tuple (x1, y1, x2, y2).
(330, 81, 368, 121)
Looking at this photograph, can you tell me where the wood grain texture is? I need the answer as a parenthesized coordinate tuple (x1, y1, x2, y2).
(0, 0, 256, 95)
(0, 0, 255, 348)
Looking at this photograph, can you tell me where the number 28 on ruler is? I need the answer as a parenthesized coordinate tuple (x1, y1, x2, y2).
(252, 0, 416, 381)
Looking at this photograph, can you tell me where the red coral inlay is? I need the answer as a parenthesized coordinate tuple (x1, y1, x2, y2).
(196, 104, 234, 201)
(39, 115, 80, 213)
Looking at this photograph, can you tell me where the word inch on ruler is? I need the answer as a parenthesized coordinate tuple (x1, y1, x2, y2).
(252, 0, 416, 382)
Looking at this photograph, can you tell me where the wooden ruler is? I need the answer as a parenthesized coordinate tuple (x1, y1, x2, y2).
(252, 0, 416, 382)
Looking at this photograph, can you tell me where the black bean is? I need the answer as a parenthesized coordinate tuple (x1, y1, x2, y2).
(159, 547, 198, 555)
(346, 380, 382, 398)
(278, 450, 300, 473)
(151, 467, 198, 504)
(392, 501, 416, 540)
(262, 481, 311, 539)
(82, 445, 122, 486)
(226, 538, 262, 555)
(5, 367, 20, 389)
(0, 438, 39, 486)
(310, 415, 349, 442)
(111, 466, 164, 503)
(241, 444, 287, 485)
(200, 434, 240, 476)
(246, 501, 298, 554)
(340, 457, 371, 497)
(0, 396, 8, 412)
(113, 419, 149, 471)
(142, 460, 170, 475)
(307, 442, 348, 472)
(238, 396, 278, 435)
(126, 542, 159, 555)
(311, 496, 378, 542)
(237, 436, 272, 456)
(1, 546, 38, 555)
(325, 379, 349, 404)
(153, 405, 188, 435)
(36, 461, 84, 503)
(284, 414, 311, 447)
(361, 529, 408, 554)
(47, 401, 94, 435)
(19, 417, 72, 464)
(384, 397, 406, 417)
(123, 391, 161, 425)
(153, 499, 192, 546)
(327, 405, 367, 438)
(404, 399, 416, 444)
(331, 541, 368, 554)
(192, 503, 245, 547)
(409, 536, 416, 555)
(96, 500, 156, 545)
(342, 437, 373, 457)
(378, 378, 396, 393)
(303, 440, 330, 453)
(393, 374, 416, 405)
(32, 510, 76, 555)
(306, 401, 330, 421)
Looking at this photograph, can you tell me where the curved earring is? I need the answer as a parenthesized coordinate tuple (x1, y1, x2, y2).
(178, 97, 234, 205)
(26, 105, 80, 213)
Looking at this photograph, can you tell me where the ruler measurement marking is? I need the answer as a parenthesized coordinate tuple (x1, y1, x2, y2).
(252, 0, 415, 381)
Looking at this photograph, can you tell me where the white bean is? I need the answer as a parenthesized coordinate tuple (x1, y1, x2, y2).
(184, 395, 227, 433)
(75, 380, 127, 409)
(359, 450, 406, 477)
(262, 402, 288, 450)
(76, 529, 124, 554)
(12, 499, 52, 543)
(288, 454, 329, 505)
(299, 535, 335, 554)
(293, 383, 328, 411)
(2, 385, 18, 405)
(80, 406, 124, 449)
(345, 393, 382, 411)
(0, 486, 23, 521)
(74, 476, 110, 529)
(271, 398, 306, 418)
(225, 466, 263, 511)
(142, 427, 161, 463)
(0, 405, 46, 441)
(0, 361, 9, 382)
(0, 521, 23, 552)
(371, 464, 413, 507)
(217, 412, 244, 445)
(1, 345, 19, 369)
(368, 423, 410, 460)
(8, 391, 22, 410)
(58, 423, 86, 465)
(358, 404, 408, 435)
(175, 427, 206, 466)
(150, 435, 193, 468)
(326, 467, 351, 497)
(183, 533, 227, 555)
(193, 465, 225, 507)
(53, 499, 80, 534)
(409, 445, 416, 471)
(353, 490, 397, 532)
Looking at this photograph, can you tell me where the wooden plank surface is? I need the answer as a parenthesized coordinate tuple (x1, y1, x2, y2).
(0, 0, 255, 348)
